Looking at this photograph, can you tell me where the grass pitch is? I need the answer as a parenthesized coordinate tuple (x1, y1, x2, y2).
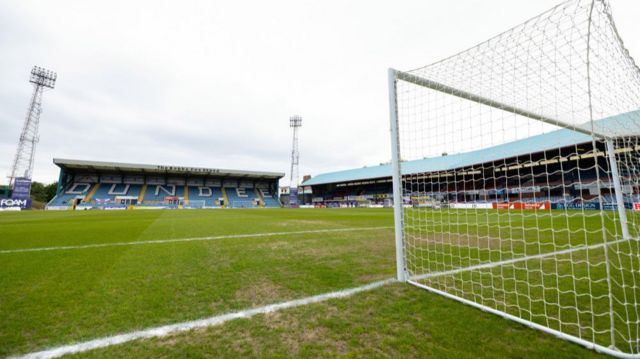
(0, 209, 602, 358)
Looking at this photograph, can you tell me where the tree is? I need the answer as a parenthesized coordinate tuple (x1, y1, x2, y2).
(29, 181, 58, 203)
(44, 182, 57, 202)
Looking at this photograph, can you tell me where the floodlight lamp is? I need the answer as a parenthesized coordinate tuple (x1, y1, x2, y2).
(289, 115, 302, 128)
(29, 65, 57, 89)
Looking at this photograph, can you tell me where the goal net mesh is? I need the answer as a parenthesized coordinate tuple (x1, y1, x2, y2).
(391, 0, 640, 355)
(185, 200, 206, 209)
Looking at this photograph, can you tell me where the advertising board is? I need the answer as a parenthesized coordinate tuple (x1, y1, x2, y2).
(0, 198, 32, 210)
(492, 201, 551, 210)
(289, 187, 299, 208)
(12, 178, 31, 199)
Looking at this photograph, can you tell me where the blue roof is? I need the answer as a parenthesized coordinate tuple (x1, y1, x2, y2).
(303, 110, 640, 186)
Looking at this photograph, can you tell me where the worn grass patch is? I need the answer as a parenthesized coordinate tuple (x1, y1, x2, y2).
(68, 283, 601, 358)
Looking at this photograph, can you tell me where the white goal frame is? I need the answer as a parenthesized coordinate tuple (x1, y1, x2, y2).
(387, 0, 640, 356)
(389, 68, 633, 358)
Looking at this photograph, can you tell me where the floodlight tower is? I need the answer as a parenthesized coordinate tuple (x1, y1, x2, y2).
(288, 115, 302, 207)
(8, 66, 57, 190)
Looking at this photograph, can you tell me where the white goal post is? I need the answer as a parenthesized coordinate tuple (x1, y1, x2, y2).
(185, 200, 206, 209)
(388, 0, 640, 357)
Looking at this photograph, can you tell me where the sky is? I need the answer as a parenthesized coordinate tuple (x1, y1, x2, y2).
(1, 0, 639, 186)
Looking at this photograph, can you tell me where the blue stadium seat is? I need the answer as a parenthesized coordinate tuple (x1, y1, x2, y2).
(91, 184, 142, 205)
(226, 187, 258, 208)
(47, 182, 91, 207)
(256, 188, 281, 208)
(142, 184, 184, 205)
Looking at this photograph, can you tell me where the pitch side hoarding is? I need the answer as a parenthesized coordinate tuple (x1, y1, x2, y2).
(0, 198, 32, 210)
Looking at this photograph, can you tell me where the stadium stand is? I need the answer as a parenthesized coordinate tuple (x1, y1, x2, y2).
(302, 110, 640, 210)
(47, 159, 284, 210)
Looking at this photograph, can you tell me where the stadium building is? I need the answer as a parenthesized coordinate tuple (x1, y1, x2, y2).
(47, 159, 284, 210)
(303, 111, 640, 209)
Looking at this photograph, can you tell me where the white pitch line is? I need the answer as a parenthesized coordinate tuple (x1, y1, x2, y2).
(12, 278, 396, 359)
(0, 226, 393, 254)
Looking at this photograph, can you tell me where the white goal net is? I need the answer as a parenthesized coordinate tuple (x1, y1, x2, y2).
(388, 0, 640, 356)
(185, 200, 206, 209)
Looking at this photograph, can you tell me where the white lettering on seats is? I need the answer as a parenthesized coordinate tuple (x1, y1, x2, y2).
(198, 187, 212, 197)
(108, 184, 130, 195)
(66, 183, 91, 195)
(155, 185, 176, 196)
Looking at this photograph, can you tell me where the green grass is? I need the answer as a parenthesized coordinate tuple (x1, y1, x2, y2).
(69, 283, 600, 359)
(0, 208, 609, 357)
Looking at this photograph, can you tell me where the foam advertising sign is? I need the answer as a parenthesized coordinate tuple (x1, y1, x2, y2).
(0, 198, 32, 210)
(12, 177, 31, 199)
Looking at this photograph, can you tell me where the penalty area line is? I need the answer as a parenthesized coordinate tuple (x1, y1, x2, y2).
(13, 278, 396, 359)
(0, 226, 393, 254)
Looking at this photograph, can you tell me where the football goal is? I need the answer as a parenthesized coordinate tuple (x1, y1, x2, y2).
(185, 200, 206, 209)
(388, 0, 640, 356)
